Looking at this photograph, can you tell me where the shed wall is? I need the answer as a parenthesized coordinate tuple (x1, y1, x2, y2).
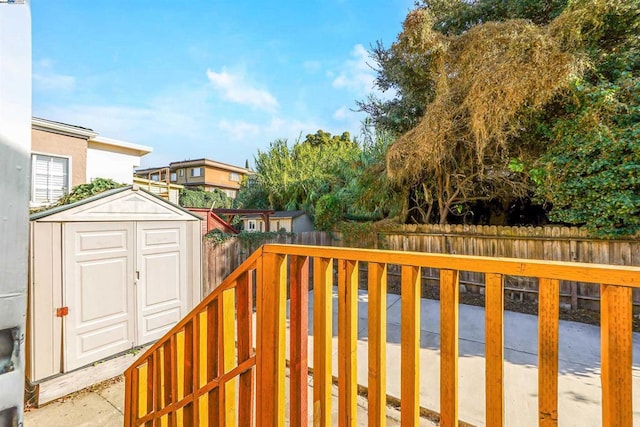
(27, 222, 63, 382)
(28, 216, 202, 383)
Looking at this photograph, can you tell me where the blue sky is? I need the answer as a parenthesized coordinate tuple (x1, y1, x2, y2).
(32, 1, 413, 168)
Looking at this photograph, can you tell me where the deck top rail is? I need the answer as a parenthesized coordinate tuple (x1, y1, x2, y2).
(125, 244, 640, 427)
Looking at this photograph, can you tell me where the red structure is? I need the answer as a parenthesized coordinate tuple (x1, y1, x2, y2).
(185, 208, 239, 236)
(212, 209, 276, 231)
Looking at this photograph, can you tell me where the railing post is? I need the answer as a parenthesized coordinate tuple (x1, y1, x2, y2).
(313, 257, 333, 427)
(401, 265, 421, 426)
(206, 299, 220, 425)
(124, 368, 135, 427)
(338, 259, 358, 427)
(256, 252, 287, 427)
(290, 256, 310, 427)
(368, 263, 388, 427)
(221, 289, 237, 427)
(237, 271, 255, 427)
(600, 284, 632, 427)
(440, 269, 459, 427)
(538, 278, 559, 426)
(485, 273, 504, 427)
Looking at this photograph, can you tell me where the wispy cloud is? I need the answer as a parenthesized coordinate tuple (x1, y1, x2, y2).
(302, 60, 322, 73)
(332, 105, 366, 137)
(33, 59, 76, 91)
(206, 68, 279, 112)
(217, 116, 320, 143)
(331, 44, 375, 95)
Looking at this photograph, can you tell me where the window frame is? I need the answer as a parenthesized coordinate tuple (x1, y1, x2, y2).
(30, 152, 72, 206)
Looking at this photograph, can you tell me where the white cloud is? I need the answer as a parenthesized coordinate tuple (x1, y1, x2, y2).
(33, 59, 76, 91)
(302, 60, 322, 73)
(217, 116, 320, 143)
(331, 44, 375, 95)
(218, 119, 261, 140)
(332, 105, 351, 121)
(206, 68, 279, 112)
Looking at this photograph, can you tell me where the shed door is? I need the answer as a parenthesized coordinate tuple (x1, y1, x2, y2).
(63, 222, 135, 371)
(136, 222, 188, 345)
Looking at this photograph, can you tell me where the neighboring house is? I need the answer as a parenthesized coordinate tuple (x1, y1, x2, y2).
(241, 210, 314, 233)
(86, 136, 152, 184)
(30, 117, 152, 207)
(133, 176, 183, 205)
(136, 158, 251, 198)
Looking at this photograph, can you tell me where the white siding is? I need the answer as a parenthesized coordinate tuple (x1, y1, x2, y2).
(86, 145, 141, 184)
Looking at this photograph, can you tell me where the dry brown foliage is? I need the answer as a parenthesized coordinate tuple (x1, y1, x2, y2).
(387, 9, 585, 187)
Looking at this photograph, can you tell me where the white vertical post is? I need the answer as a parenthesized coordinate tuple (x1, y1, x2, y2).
(0, 0, 31, 422)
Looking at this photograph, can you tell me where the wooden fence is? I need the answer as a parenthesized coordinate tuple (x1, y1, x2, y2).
(202, 226, 640, 310)
(202, 232, 339, 296)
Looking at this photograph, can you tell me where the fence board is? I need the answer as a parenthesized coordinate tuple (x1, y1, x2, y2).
(203, 228, 640, 311)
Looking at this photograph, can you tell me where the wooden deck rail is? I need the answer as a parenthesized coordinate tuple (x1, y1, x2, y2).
(124, 244, 640, 426)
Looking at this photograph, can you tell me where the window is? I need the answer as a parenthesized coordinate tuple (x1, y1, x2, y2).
(170, 172, 177, 182)
(150, 174, 160, 181)
(229, 172, 240, 182)
(190, 167, 203, 177)
(31, 154, 69, 205)
(224, 189, 236, 198)
(179, 169, 184, 176)
(248, 220, 257, 231)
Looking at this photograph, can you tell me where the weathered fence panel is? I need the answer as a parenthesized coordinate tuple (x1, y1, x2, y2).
(202, 226, 640, 310)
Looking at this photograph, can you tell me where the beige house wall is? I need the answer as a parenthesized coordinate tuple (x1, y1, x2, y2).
(32, 129, 87, 187)
(203, 166, 243, 190)
(171, 162, 246, 192)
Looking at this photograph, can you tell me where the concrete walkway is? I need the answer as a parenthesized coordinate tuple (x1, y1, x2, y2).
(24, 377, 125, 427)
(297, 288, 640, 426)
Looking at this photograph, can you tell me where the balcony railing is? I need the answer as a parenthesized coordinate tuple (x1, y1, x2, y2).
(124, 244, 640, 426)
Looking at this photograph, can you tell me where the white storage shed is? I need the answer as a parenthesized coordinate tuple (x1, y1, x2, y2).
(27, 186, 201, 399)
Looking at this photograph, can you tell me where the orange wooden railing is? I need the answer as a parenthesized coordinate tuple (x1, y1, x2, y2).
(124, 244, 640, 426)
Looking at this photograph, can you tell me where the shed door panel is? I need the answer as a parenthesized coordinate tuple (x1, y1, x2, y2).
(136, 222, 187, 345)
(63, 222, 135, 371)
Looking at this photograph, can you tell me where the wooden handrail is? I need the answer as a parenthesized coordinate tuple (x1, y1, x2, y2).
(124, 244, 639, 427)
(262, 244, 640, 285)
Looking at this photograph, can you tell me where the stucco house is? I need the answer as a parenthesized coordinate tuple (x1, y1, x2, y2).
(31, 117, 152, 207)
(241, 210, 314, 233)
(136, 158, 251, 199)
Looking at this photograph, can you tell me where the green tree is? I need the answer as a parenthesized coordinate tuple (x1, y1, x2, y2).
(384, 7, 582, 224)
(237, 132, 361, 223)
(303, 130, 353, 147)
(179, 187, 232, 209)
(361, 0, 639, 230)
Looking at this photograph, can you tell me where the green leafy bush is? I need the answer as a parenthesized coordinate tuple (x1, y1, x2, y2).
(179, 187, 232, 209)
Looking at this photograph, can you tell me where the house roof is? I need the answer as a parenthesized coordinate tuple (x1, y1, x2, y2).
(30, 186, 202, 221)
(137, 159, 251, 175)
(169, 158, 251, 174)
(32, 117, 97, 139)
(89, 136, 153, 155)
(242, 210, 307, 220)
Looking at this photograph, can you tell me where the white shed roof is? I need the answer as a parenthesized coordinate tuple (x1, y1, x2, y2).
(31, 186, 200, 222)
